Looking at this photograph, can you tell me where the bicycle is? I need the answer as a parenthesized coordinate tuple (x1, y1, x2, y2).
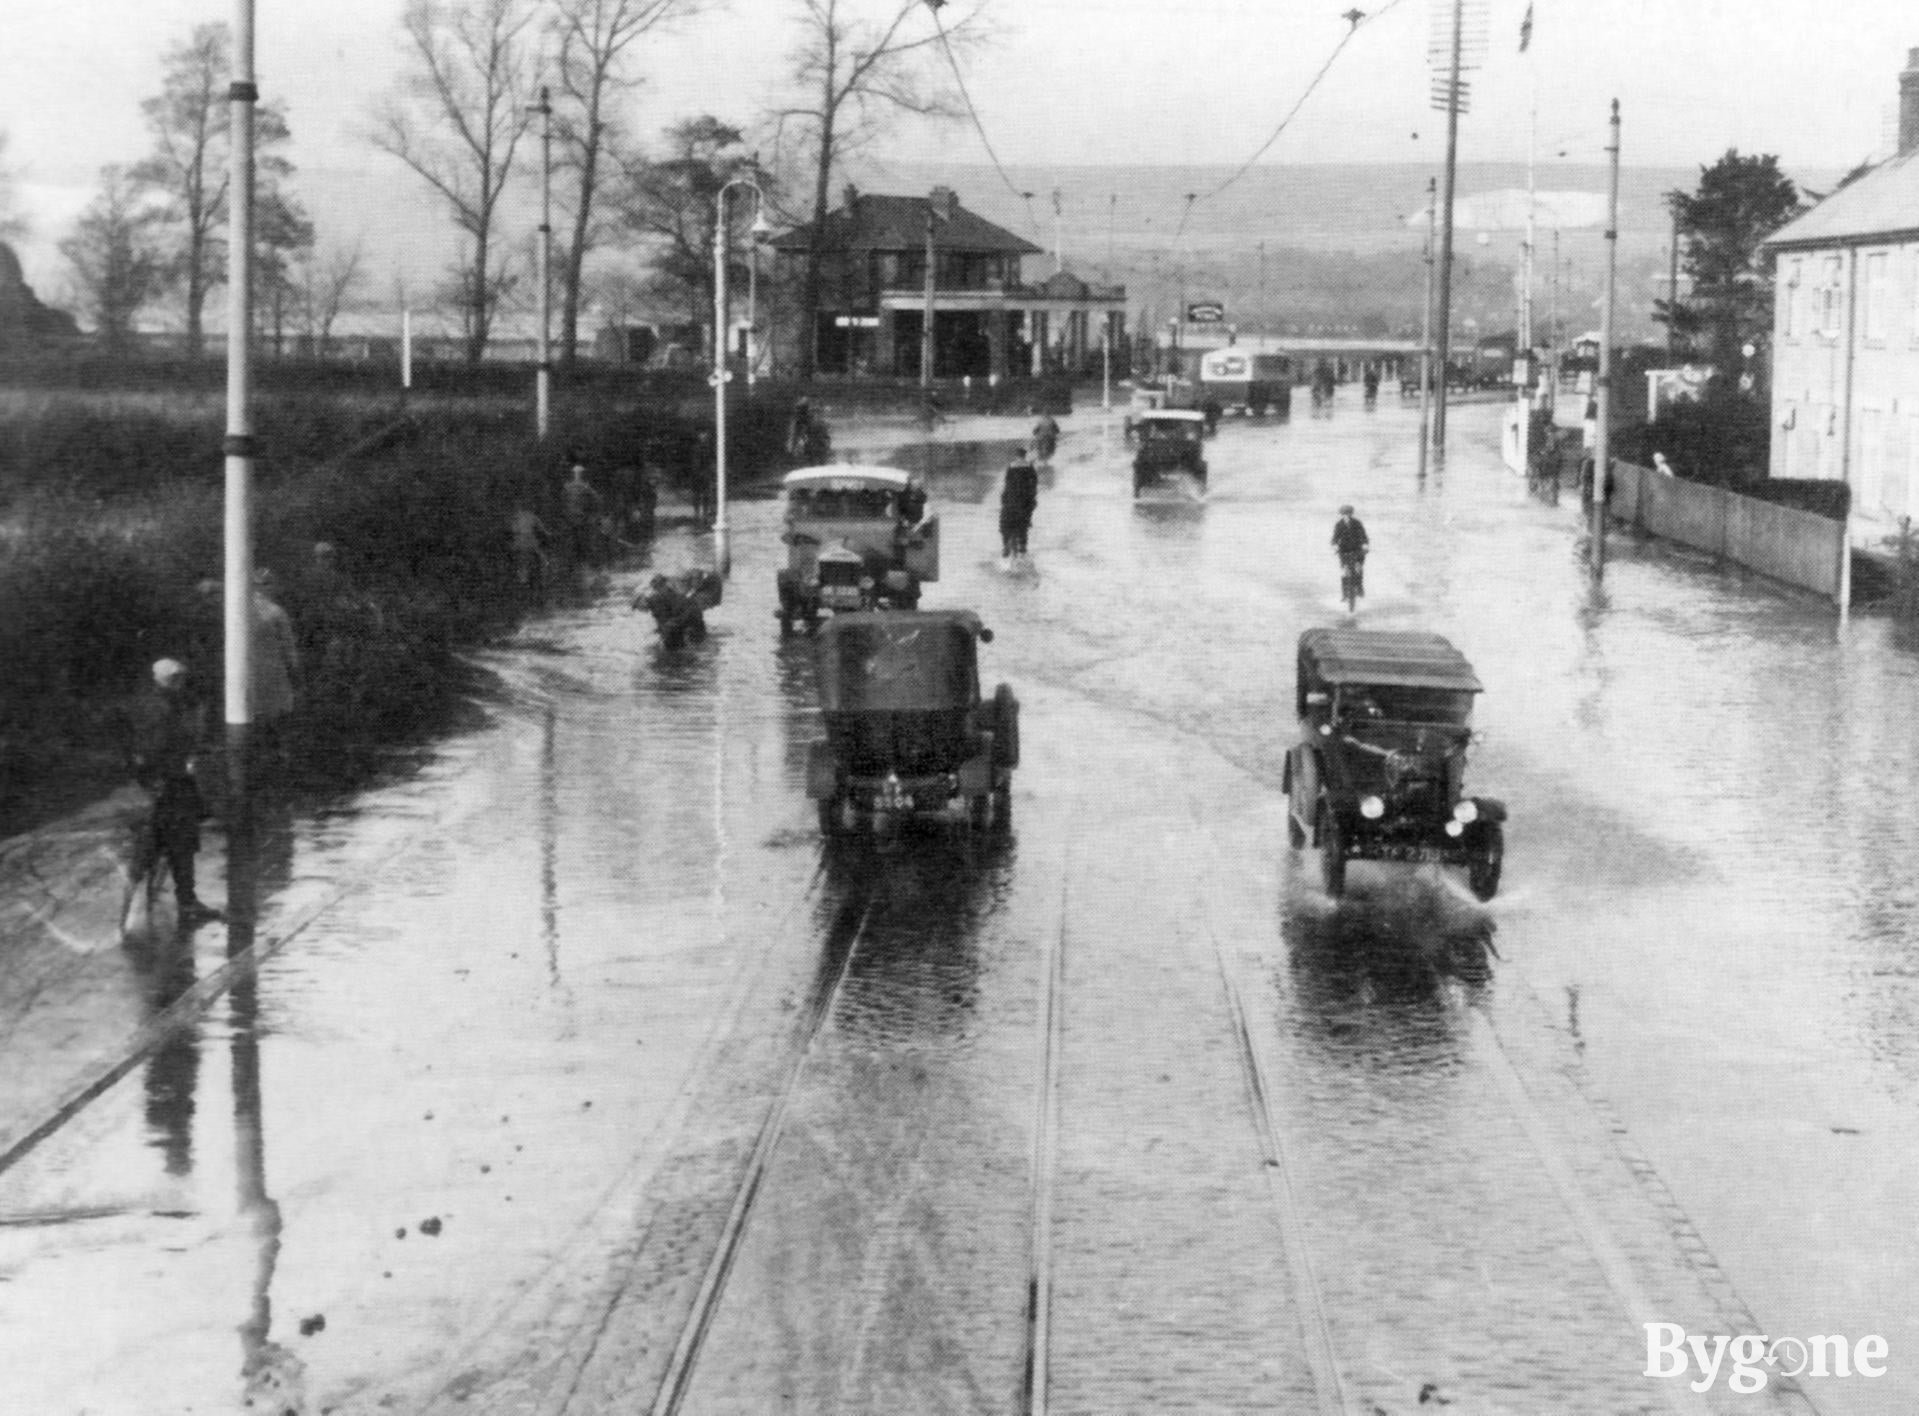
(1338, 550, 1366, 612)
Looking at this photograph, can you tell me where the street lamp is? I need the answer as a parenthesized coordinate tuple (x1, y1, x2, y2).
(533, 86, 552, 441)
(712, 177, 772, 578)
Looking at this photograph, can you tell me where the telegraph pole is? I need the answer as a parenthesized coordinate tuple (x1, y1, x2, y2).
(922, 192, 937, 393)
(1432, 0, 1465, 456)
(224, 0, 258, 797)
(1593, 99, 1621, 580)
(1418, 177, 1436, 482)
(1666, 195, 1682, 364)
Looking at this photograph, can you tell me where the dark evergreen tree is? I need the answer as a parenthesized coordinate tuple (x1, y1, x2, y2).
(1656, 149, 1803, 386)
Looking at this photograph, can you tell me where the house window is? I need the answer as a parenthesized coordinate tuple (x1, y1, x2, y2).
(1782, 259, 1801, 337)
(1821, 256, 1845, 335)
(1864, 251, 1889, 343)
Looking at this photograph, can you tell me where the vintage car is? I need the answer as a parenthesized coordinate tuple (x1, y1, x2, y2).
(776, 466, 938, 634)
(1282, 627, 1506, 900)
(1130, 408, 1209, 496)
(807, 609, 1018, 835)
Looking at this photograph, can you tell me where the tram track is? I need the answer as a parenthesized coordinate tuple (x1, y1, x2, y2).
(590, 835, 1069, 1416)
(1196, 879, 1356, 1416)
(643, 887, 878, 1416)
(1020, 864, 1068, 1416)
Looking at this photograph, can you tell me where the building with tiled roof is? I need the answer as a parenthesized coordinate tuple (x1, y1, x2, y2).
(1766, 50, 1919, 538)
(770, 185, 1125, 381)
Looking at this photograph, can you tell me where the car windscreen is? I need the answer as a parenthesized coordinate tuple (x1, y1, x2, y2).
(819, 621, 974, 712)
(790, 487, 897, 518)
(1338, 685, 1474, 725)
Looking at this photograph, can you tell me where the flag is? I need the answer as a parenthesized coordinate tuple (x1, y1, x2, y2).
(1519, 2, 1533, 52)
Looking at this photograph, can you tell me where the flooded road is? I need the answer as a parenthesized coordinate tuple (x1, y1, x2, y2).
(3, 395, 1915, 1414)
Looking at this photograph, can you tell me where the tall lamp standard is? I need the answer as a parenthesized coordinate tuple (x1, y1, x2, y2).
(712, 177, 771, 578)
(532, 86, 552, 441)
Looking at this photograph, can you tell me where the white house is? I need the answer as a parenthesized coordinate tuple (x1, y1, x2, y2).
(1768, 49, 1919, 544)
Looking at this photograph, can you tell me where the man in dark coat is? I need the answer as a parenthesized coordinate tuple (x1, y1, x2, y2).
(1000, 447, 1040, 558)
(124, 658, 222, 931)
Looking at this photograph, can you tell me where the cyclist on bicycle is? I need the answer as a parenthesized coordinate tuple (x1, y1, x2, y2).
(1332, 504, 1369, 600)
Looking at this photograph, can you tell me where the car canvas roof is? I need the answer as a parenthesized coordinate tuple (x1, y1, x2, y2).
(821, 607, 985, 640)
(784, 465, 912, 491)
(1298, 627, 1483, 692)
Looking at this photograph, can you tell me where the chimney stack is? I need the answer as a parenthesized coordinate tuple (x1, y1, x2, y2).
(1900, 48, 1919, 156)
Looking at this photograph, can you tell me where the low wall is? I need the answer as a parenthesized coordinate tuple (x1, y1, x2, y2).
(1609, 461, 1845, 601)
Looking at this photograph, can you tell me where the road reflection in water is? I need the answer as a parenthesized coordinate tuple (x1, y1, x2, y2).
(224, 792, 301, 1413)
(126, 929, 198, 1179)
(816, 826, 1011, 1045)
(1281, 874, 1497, 1049)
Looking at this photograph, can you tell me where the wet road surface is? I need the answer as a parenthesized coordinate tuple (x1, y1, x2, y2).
(2, 395, 1916, 1414)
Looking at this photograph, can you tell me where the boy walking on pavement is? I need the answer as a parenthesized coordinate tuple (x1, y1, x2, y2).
(124, 658, 222, 932)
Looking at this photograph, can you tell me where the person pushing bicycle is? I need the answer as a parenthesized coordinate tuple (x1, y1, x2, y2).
(1332, 504, 1369, 603)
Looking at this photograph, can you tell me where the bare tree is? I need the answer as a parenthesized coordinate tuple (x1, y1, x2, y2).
(60, 167, 169, 354)
(131, 22, 303, 358)
(773, 0, 982, 376)
(294, 241, 368, 355)
(547, 0, 711, 367)
(373, 0, 539, 363)
(436, 246, 523, 356)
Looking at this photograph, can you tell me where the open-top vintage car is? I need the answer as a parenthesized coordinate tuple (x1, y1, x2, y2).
(1130, 408, 1209, 496)
(776, 466, 938, 634)
(1283, 627, 1506, 899)
(807, 609, 1017, 835)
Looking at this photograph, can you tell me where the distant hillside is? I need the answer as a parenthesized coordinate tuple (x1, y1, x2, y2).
(21, 158, 1842, 348)
(860, 161, 1843, 343)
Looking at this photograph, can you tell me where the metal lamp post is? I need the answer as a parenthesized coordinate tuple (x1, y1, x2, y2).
(712, 178, 770, 578)
(533, 86, 552, 440)
(224, 0, 258, 799)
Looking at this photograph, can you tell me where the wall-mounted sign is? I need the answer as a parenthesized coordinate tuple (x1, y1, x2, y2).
(1186, 302, 1226, 323)
(834, 314, 880, 328)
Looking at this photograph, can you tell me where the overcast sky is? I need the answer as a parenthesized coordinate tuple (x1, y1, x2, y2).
(3, 0, 1912, 290)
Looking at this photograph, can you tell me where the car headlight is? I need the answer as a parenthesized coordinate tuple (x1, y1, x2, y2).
(1359, 795, 1385, 820)
(1452, 800, 1479, 824)
(1444, 819, 1465, 837)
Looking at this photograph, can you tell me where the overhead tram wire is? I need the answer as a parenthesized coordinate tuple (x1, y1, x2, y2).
(1195, 0, 1416, 204)
(925, 0, 1046, 241)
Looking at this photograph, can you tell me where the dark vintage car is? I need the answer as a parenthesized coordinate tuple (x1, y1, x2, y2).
(776, 466, 938, 634)
(1282, 627, 1505, 899)
(1130, 408, 1209, 496)
(807, 609, 1018, 835)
